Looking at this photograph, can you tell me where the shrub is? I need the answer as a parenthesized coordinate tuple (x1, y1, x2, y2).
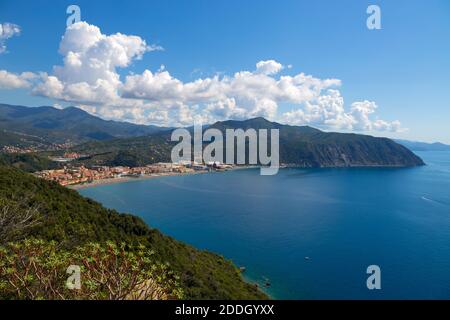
(0, 239, 183, 300)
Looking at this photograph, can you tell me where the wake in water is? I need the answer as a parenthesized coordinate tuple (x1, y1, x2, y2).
(421, 195, 449, 207)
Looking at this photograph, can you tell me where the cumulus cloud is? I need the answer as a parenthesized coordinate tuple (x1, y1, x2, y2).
(120, 67, 342, 124)
(255, 60, 284, 75)
(0, 22, 21, 53)
(33, 22, 152, 104)
(350, 101, 403, 132)
(280, 93, 403, 132)
(3, 21, 402, 131)
(0, 70, 36, 89)
(281, 89, 352, 128)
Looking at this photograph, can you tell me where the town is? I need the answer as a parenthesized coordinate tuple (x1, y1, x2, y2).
(1, 142, 75, 154)
(34, 161, 235, 187)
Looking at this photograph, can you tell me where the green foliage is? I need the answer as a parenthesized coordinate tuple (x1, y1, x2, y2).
(0, 153, 60, 172)
(0, 239, 70, 300)
(0, 104, 165, 145)
(1, 103, 424, 169)
(0, 166, 267, 299)
(68, 135, 173, 167)
(0, 239, 183, 300)
(0, 129, 53, 149)
(0, 197, 41, 244)
(66, 118, 424, 168)
(210, 118, 425, 167)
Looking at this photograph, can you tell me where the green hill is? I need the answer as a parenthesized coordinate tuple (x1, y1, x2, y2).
(0, 153, 60, 172)
(0, 129, 54, 149)
(0, 103, 424, 168)
(0, 104, 167, 144)
(210, 118, 424, 167)
(68, 117, 424, 168)
(0, 165, 267, 299)
(68, 135, 173, 167)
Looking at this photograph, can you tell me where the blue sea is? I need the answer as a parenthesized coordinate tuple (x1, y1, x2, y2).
(79, 151, 450, 299)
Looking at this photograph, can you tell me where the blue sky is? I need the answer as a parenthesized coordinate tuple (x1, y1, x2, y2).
(0, 0, 449, 143)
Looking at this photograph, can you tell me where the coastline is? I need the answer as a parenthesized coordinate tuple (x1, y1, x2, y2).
(68, 166, 258, 190)
(70, 165, 270, 299)
(68, 171, 208, 190)
(66, 163, 415, 191)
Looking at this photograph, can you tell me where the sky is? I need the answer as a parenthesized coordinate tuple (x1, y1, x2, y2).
(0, 0, 449, 143)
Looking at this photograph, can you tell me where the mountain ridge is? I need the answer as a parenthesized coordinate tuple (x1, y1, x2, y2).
(0, 103, 167, 144)
(209, 118, 424, 167)
(395, 139, 450, 152)
(66, 117, 425, 168)
(0, 104, 425, 168)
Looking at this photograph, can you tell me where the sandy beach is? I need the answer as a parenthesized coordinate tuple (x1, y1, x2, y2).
(67, 170, 209, 190)
(67, 166, 260, 190)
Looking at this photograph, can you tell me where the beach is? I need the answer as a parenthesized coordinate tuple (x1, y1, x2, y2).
(68, 166, 258, 190)
(68, 171, 208, 190)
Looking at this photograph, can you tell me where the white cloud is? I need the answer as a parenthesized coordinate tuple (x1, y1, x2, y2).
(255, 60, 284, 75)
(281, 89, 353, 128)
(33, 74, 64, 98)
(280, 93, 403, 132)
(33, 21, 152, 104)
(350, 101, 403, 132)
(0, 70, 36, 89)
(117, 68, 344, 125)
(0, 22, 21, 53)
(2, 21, 402, 131)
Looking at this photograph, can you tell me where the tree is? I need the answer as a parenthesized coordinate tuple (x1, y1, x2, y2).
(73, 242, 184, 300)
(0, 197, 41, 245)
(0, 240, 183, 300)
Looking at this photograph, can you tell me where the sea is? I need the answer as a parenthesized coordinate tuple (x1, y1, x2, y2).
(79, 151, 450, 299)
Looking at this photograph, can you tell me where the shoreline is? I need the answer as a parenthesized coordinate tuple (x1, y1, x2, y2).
(68, 171, 207, 190)
(69, 165, 270, 299)
(66, 163, 418, 190)
(68, 166, 258, 190)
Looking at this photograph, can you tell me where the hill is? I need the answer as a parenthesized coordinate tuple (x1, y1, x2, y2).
(0, 104, 167, 145)
(211, 118, 424, 167)
(69, 117, 425, 168)
(0, 129, 54, 149)
(68, 135, 173, 167)
(0, 165, 267, 299)
(0, 103, 425, 168)
(0, 153, 61, 172)
(395, 139, 450, 152)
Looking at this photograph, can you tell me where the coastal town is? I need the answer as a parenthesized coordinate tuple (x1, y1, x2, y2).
(1, 145, 39, 154)
(1, 143, 74, 154)
(34, 161, 235, 187)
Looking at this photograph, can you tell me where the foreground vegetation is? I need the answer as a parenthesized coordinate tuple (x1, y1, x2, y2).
(0, 165, 266, 300)
(0, 240, 183, 300)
